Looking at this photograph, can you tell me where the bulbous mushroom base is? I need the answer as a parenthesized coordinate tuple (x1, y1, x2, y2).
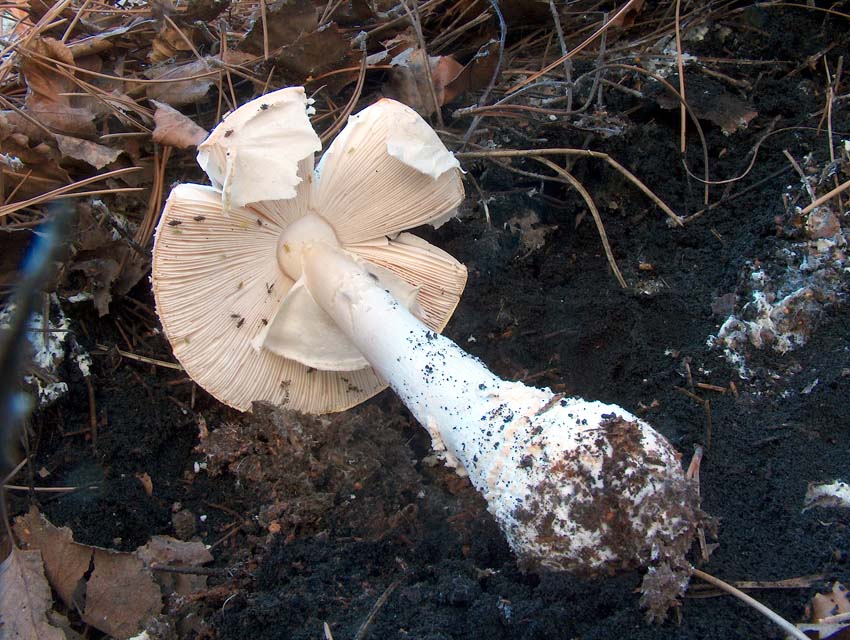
(476, 403, 703, 622)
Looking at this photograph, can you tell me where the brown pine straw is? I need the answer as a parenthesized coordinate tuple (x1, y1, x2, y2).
(0, 167, 143, 219)
(800, 178, 850, 216)
(531, 155, 626, 288)
(136, 145, 172, 248)
(456, 148, 683, 226)
(506, 0, 639, 95)
(319, 47, 368, 145)
(692, 569, 810, 640)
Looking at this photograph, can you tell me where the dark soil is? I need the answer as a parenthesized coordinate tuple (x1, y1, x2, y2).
(9, 5, 850, 639)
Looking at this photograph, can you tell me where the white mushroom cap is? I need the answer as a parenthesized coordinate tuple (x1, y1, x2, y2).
(152, 92, 466, 413)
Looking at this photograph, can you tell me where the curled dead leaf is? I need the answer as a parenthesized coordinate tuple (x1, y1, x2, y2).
(145, 57, 217, 107)
(0, 548, 66, 640)
(150, 23, 197, 63)
(20, 36, 96, 137)
(151, 100, 208, 148)
(55, 134, 123, 169)
(385, 47, 464, 117)
(13, 507, 163, 639)
(444, 40, 500, 105)
(240, 0, 356, 88)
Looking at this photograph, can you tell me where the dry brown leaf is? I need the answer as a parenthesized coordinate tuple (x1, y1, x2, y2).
(182, 0, 231, 22)
(653, 77, 757, 136)
(13, 506, 91, 610)
(136, 536, 213, 596)
(84, 549, 162, 639)
(70, 257, 122, 316)
(445, 40, 500, 104)
(13, 507, 163, 638)
(0, 548, 66, 640)
(151, 100, 208, 148)
(507, 210, 558, 257)
(0, 111, 73, 200)
(55, 134, 123, 169)
(67, 23, 135, 58)
(63, 202, 150, 316)
(240, 0, 317, 54)
(385, 47, 464, 117)
(609, 0, 646, 28)
(145, 57, 216, 107)
(150, 23, 197, 63)
(240, 0, 356, 87)
(19, 37, 96, 137)
(0, 143, 71, 201)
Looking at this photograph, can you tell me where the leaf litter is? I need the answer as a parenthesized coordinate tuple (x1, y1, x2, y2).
(13, 506, 212, 638)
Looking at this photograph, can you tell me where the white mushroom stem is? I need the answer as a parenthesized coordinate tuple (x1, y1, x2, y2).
(303, 242, 698, 595)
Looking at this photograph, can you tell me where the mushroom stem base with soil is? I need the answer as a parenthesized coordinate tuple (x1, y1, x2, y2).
(302, 242, 702, 620)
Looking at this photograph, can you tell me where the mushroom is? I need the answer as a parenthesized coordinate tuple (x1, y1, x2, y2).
(152, 87, 466, 413)
(152, 88, 701, 618)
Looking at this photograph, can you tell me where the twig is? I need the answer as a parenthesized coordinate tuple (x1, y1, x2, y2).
(84, 375, 98, 451)
(547, 0, 572, 111)
(691, 569, 811, 640)
(696, 382, 727, 393)
(456, 148, 682, 226)
(4, 484, 99, 492)
(674, 385, 704, 404)
(683, 164, 791, 224)
(404, 0, 443, 127)
(115, 349, 183, 370)
(149, 564, 230, 576)
(1, 458, 27, 486)
(605, 63, 710, 197)
(353, 578, 402, 640)
(466, 172, 491, 226)
(800, 177, 850, 215)
(460, 0, 505, 146)
(259, 0, 269, 60)
(531, 155, 627, 288)
(209, 523, 242, 550)
(823, 57, 843, 211)
(507, 0, 638, 94)
(689, 574, 825, 595)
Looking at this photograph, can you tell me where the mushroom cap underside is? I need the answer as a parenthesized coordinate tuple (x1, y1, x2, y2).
(152, 185, 467, 413)
(153, 90, 467, 414)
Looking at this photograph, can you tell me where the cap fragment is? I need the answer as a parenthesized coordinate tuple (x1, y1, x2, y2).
(313, 99, 463, 244)
(197, 87, 321, 211)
